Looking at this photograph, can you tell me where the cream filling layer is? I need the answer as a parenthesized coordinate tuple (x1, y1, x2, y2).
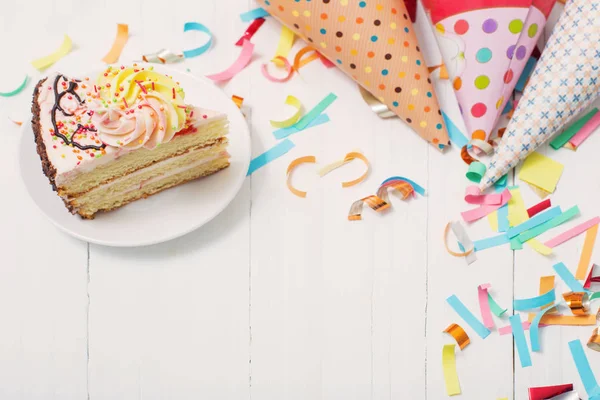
(65, 146, 229, 204)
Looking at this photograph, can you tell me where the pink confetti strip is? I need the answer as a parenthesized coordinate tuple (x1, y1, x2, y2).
(498, 321, 532, 336)
(478, 284, 494, 329)
(461, 189, 512, 223)
(206, 39, 255, 82)
(464, 186, 503, 205)
(261, 56, 294, 83)
(544, 217, 600, 248)
(568, 112, 600, 148)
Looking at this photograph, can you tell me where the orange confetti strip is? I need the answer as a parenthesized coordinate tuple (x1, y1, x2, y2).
(293, 46, 321, 71)
(539, 276, 557, 314)
(341, 152, 370, 187)
(443, 323, 471, 350)
(576, 224, 598, 279)
(428, 63, 449, 80)
(8, 117, 23, 126)
(231, 95, 244, 109)
(527, 313, 596, 326)
(102, 24, 129, 64)
(286, 156, 316, 198)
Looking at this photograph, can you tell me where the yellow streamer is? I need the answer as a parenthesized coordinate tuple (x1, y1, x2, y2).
(270, 95, 303, 128)
(442, 344, 461, 396)
(320, 152, 370, 187)
(293, 46, 320, 71)
(102, 24, 129, 64)
(273, 26, 295, 67)
(31, 35, 73, 71)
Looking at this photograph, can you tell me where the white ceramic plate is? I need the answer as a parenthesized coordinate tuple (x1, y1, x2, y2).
(19, 66, 251, 247)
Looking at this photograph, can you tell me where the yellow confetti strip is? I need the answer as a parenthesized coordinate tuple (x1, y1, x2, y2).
(32, 35, 72, 71)
(270, 95, 303, 128)
(102, 23, 129, 64)
(273, 26, 295, 67)
(442, 344, 461, 396)
(286, 156, 316, 198)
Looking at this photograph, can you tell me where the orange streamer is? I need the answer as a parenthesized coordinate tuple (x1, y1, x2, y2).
(102, 24, 129, 64)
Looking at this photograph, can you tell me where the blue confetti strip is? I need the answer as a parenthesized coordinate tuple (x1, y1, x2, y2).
(513, 288, 555, 311)
(273, 113, 330, 140)
(553, 262, 587, 293)
(446, 295, 490, 339)
(442, 111, 468, 148)
(510, 314, 532, 368)
(506, 206, 562, 238)
(182, 22, 213, 58)
(473, 234, 510, 252)
(247, 139, 295, 176)
(240, 7, 270, 22)
(569, 340, 600, 399)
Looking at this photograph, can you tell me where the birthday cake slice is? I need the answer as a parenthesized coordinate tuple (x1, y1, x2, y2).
(32, 65, 230, 219)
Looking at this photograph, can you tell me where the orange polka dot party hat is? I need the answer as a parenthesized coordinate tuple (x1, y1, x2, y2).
(420, 0, 557, 144)
(256, 0, 451, 151)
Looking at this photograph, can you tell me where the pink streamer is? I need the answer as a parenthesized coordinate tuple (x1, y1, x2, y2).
(461, 189, 511, 223)
(319, 55, 335, 68)
(568, 112, 600, 148)
(464, 186, 503, 205)
(261, 56, 294, 83)
(544, 217, 600, 248)
(498, 321, 534, 336)
(478, 284, 495, 329)
(206, 39, 255, 82)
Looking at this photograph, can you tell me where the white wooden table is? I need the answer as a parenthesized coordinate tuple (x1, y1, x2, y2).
(1, 1, 599, 399)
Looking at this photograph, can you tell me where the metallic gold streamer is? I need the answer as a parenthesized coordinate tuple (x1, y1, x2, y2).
(443, 323, 471, 350)
(358, 85, 397, 119)
(588, 328, 600, 352)
(348, 195, 390, 221)
(142, 49, 184, 64)
(231, 95, 244, 109)
(563, 292, 591, 316)
(286, 156, 316, 198)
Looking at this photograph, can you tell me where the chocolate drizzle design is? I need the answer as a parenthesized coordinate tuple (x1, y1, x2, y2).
(51, 74, 105, 151)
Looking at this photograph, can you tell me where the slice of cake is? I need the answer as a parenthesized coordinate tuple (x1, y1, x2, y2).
(32, 65, 230, 219)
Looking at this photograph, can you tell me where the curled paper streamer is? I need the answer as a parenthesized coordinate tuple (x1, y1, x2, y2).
(529, 384, 575, 400)
(231, 95, 244, 109)
(236, 17, 266, 46)
(380, 176, 425, 196)
(460, 145, 478, 165)
(514, 289, 555, 311)
(348, 195, 389, 221)
(530, 300, 563, 352)
(443, 323, 471, 350)
(31, 35, 72, 70)
(142, 49, 183, 64)
(461, 187, 511, 223)
(320, 151, 370, 188)
(206, 39, 254, 82)
(240, 7, 269, 22)
(247, 139, 295, 176)
(0, 75, 28, 97)
(273, 26, 295, 67)
(550, 108, 599, 150)
(102, 23, 129, 64)
(488, 293, 507, 317)
(569, 339, 600, 399)
(182, 22, 213, 58)
(447, 294, 490, 339)
(442, 344, 461, 396)
(588, 328, 600, 352)
(584, 264, 600, 290)
(567, 112, 600, 150)
(270, 96, 303, 128)
(359, 86, 397, 119)
(262, 56, 294, 83)
(466, 161, 486, 183)
(563, 292, 591, 316)
(273, 113, 330, 140)
(443, 222, 474, 257)
(293, 46, 321, 71)
(286, 156, 316, 198)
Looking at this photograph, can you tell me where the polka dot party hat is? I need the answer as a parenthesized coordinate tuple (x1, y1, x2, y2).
(480, 0, 600, 189)
(421, 0, 556, 143)
(256, 0, 450, 150)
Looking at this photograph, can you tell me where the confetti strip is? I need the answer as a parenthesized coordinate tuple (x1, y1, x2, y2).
(270, 96, 303, 128)
(347, 195, 389, 221)
(381, 176, 426, 196)
(550, 108, 598, 149)
(442, 344, 461, 396)
(576, 224, 598, 279)
(529, 384, 574, 400)
(286, 156, 316, 198)
(461, 188, 511, 223)
(247, 139, 295, 176)
(540, 276, 557, 313)
(567, 112, 600, 150)
(527, 199, 552, 218)
(444, 222, 474, 257)
(446, 295, 490, 339)
(553, 263, 586, 293)
(8, 117, 23, 126)
(569, 339, 600, 399)
(442, 111, 469, 148)
(518, 206, 580, 243)
(488, 293, 507, 317)
(464, 186, 504, 205)
(343, 153, 370, 188)
(293, 46, 321, 71)
(31, 35, 72, 70)
(240, 7, 269, 22)
(473, 234, 510, 252)
(584, 264, 600, 290)
(206, 39, 254, 82)
(272, 113, 330, 140)
(507, 188, 529, 227)
(235, 17, 266, 46)
(295, 93, 337, 131)
(261, 56, 294, 83)
(497, 202, 509, 233)
(231, 95, 244, 109)
(514, 289, 556, 311)
(478, 284, 495, 329)
(443, 324, 470, 350)
(498, 321, 532, 336)
(359, 85, 397, 119)
(182, 22, 213, 58)
(527, 313, 596, 326)
(102, 23, 129, 63)
(545, 217, 600, 248)
(530, 301, 563, 352)
(0, 76, 28, 97)
(507, 206, 562, 239)
(273, 26, 295, 67)
(510, 314, 532, 368)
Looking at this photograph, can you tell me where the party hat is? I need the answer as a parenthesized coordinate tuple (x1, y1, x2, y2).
(421, 0, 556, 143)
(480, 0, 600, 189)
(256, 0, 450, 150)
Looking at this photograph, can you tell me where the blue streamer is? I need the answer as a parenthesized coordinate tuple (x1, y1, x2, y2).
(494, 174, 508, 189)
(247, 139, 295, 176)
(240, 7, 270, 22)
(498, 203, 509, 232)
(506, 206, 562, 238)
(516, 57, 537, 92)
(530, 301, 562, 352)
(501, 100, 513, 116)
(514, 289, 555, 311)
(473, 234, 510, 251)
(380, 177, 426, 196)
(446, 295, 490, 339)
(182, 22, 213, 58)
(553, 262, 588, 293)
(569, 340, 600, 399)
(442, 111, 468, 148)
(510, 314, 532, 368)
(273, 113, 330, 140)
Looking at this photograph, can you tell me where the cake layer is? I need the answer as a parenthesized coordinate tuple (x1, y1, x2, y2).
(74, 156, 230, 219)
(58, 118, 228, 196)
